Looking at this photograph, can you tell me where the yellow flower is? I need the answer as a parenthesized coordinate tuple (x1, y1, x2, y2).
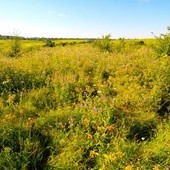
(125, 164, 133, 170)
(7, 94, 16, 104)
(90, 150, 98, 158)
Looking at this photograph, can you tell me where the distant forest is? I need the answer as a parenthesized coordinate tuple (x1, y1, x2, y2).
(0, 34, 95, 40)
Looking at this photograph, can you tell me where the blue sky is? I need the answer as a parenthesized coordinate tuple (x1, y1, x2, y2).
(0, 0, 170, 38)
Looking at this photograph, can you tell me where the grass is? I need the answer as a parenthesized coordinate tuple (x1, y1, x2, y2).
(0, 38, 169, 169)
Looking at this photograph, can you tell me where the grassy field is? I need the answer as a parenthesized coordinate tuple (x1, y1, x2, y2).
(0, 37, 169, 169)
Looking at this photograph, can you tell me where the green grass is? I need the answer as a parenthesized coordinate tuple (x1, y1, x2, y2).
(0, 38, 169, 169)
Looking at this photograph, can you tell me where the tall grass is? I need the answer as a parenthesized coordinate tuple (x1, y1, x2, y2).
(0, 36, 169, 169)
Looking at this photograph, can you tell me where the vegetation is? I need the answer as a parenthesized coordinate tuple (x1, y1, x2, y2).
(152, 26, 170, 57)
(9, 34, 22, 57)
(0, 29, 169, 169)
(94, 34, 113, 52)
(44, 40, 56, 47)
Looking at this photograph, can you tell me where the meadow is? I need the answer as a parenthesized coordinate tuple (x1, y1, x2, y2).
(0, 33, 169, 169)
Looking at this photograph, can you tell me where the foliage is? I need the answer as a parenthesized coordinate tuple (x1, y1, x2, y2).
(153, 26, 170, 56)
(95, 34, 113, 52)
(44, 39, 55, 47)
(9, 34, 22, 57)
(0, 32, 170, 169)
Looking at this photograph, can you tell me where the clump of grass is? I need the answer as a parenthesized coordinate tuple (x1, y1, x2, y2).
(0, 124, 54, 169)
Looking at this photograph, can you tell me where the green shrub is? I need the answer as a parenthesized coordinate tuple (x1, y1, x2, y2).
(153, 26, 170, 56)
(9, 35, 22, 57)
(95, 34, 113, 52)
(60, 42, 68, 46)
(135, 40, 145, 46)
(44, 40, 55, 47)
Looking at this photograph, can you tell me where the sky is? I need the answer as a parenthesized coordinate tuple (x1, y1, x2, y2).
(0, 0, 170, 38)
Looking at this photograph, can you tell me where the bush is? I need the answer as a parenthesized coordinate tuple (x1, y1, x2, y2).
(135, 40, 145, 46)
(153, 26, 170, 56)
(45, 40, 55, 47)
(95, 34, 113, 52)
(9, 35, 22, 57)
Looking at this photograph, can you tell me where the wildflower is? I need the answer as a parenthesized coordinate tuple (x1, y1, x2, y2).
(141, 137, 145, 141)
(2, 80, 10, 84)
(7, 94, 16, 104)
(125, 164, 133, 170)
(87, 133, 93, 139)
(97, 90, 102, 94)
(90, 150, 98, 158)
(68, 116, 74, 127)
